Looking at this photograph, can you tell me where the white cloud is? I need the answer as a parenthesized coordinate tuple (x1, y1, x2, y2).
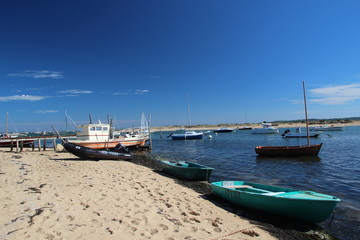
(135, 89, 150, 95)
(59, 89, 93, 94)
(0, 95, 49, 102)
(9, 70, 64, 79)
(35, 110, 58, 114)
(113, 92, 130, 95)
(309, 83, 360, 105)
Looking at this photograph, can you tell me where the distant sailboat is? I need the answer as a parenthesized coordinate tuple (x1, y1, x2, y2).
(169, 93, 203, 140)
(255, 81, 322, 156)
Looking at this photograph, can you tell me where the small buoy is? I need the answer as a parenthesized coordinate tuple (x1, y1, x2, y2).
(208, 135, 213, 140)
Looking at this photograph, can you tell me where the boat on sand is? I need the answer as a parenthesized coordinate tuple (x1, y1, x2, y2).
(63, 142, 133, 160)
(211, 180, 340, 223)
(161, 160, 214, 181)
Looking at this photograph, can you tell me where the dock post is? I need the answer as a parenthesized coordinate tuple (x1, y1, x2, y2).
(20, 141, 24, 152)
(43, 139, 46, 151)
(10, 141, 13, 152)
(38, 139, 41, 151)
(16, 140, 19, 152)
(53, 138, 56, 151)
(32, 141, 35, 151)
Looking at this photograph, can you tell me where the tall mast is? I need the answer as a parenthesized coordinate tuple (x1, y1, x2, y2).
(186, 93, 192, 128)
(6, 112, 8, 136)
(302, 81, 310, 146)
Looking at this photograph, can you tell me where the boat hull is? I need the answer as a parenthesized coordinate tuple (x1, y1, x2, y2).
(213, 129, 234, 133)
(283, 133, 320, 138)
(63, 142, 133, 160)
(161, 161, 214, 181)
(69, 139, 146, 149)
(171, 133, 203, 140)
(211, 181, 340, 223)
(0, 139, 34, 147)
(255, 143, 322, 156)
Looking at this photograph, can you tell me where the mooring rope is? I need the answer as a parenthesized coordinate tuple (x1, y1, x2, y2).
(211, 226, 259, 240)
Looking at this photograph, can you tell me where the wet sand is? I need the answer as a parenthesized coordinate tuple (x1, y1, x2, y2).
(0, 149, 334, 240)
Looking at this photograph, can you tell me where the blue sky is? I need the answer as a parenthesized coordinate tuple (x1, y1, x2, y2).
(1, 0, 360, 131)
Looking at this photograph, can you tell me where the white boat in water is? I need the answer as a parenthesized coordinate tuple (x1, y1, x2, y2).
(282, 128, 320, 138)
(253, 123, 279, 134)
(310, 125, 344, 131)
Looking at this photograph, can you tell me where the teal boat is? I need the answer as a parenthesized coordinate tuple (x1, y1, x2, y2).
(161, 160, 214, 181)
(211, 181, 340, 223)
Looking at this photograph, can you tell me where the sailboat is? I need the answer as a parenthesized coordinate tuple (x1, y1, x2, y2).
(169, 94, 203, 140)
(255, 81, 322, 156)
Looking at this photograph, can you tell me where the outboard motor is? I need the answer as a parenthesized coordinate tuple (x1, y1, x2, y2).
(114, 143, 131, 154)
(281, 129, 290, 136)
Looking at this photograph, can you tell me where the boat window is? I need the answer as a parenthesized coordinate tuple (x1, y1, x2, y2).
(103, 127, 108, 131)
(90, 127, 95, 131)
(96, 127, 102, 131)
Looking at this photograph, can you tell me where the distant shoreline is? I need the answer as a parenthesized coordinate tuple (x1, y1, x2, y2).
(151, 120, 360, 132)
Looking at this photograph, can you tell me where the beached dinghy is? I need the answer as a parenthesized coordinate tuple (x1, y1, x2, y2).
(63, 142, 133, 160)
(211, 181, 340, 223)
(161, 160, 214, 181)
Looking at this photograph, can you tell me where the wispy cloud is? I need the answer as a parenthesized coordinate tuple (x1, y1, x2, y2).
(0, 95, 49, 102)
(113, 92, 131, 95)
(59, 89, 93, 94)
(135, 89, 150, 95)
(35, 110, 58, 114)
(309, 83, 360, 105)
(8, 70, 64, 79)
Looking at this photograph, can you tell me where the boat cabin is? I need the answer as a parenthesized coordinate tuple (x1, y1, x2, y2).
(76, 123, 111, 141)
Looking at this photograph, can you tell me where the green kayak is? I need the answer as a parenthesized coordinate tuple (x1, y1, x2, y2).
(211, 181, 340, 223)
(161, 160, 214, 181)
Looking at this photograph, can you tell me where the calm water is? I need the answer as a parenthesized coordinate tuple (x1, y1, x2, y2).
(150, 126, 360, 240)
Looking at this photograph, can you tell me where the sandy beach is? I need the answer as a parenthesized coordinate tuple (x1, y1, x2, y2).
(0, 149, 281, 240)
(151, 120, 360, 132)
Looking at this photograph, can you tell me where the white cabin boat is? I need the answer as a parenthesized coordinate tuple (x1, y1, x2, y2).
(253, 123, 279, 134)
(69, 123, 147, 149)
(310, 125, 344, 131)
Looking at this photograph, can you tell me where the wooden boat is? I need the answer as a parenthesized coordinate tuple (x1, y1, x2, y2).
(63, 142, 133, 160)
(213, 128, 234, 133)
(0, 137, 34, 147)
(255, 143, 322, 156)
(255, 82, 322, 156)
(161, 160, 214, 181)
(69, 123, 147, 149)
(211, 181, 340, 223)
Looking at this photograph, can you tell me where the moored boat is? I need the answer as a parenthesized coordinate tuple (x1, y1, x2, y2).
(161, 160, 214, 181)
(213, 128, 234, 133)
(63, 142, 133, 160)
(211, 181, 340, 223)
(253, 123, 279, 134)
(255, 143, 322, 156)
(169, 131, 203, 140)
(310, 125, 344, 131)
(282, 128, 320, 138)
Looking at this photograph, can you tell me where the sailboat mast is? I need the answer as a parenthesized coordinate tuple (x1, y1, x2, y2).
(186, 93, 192, 128)
(302, 81, 310, 146)
(6, 112, 8, 136)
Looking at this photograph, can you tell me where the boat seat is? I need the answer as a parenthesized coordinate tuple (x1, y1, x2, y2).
(262, 192, 285, 196)
(224, 185, 252, 189)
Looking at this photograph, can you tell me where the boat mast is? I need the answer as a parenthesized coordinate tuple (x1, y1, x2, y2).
(6, 112, 8, 136)
(187, 93, 192, 129)
(302, 81, 310, 146)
